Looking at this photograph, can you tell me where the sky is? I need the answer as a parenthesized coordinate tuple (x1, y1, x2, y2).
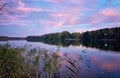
(0, 0, 120, 37)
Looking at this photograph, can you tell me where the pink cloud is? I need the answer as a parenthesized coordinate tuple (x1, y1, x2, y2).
(44, 0, 98, 26)
(50, 7, 83, 26)
(0, 13, 18, 22)
(1, 0, 120, 28)
(17, 7, 42, 12)
(0, 0, 42, 26)
(87, 7, 120, 24)
(6, 0, 42, 13)
(75, 29, 85, 32)
(37, 6, 84, 27)
(15, 0, 42, 12)
(87, 14, 105, 24)
(39, 20, 64, 27)
(45, 0, 96, 5)
(100, 7, 120, 16)
(1, 0, 97, 27)
(45, 0, 65, 2)
(45, 0, 97, 10)
(0, 11, 31, 26)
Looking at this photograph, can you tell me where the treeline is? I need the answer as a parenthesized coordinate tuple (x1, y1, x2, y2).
(26, 27, 120, 42)
(26, 31, 79, 47)
(0, 36, 8, 41)
(81, 27, 120, 41)
(26, 31, 80, 43)
(0, 36, 25, 41)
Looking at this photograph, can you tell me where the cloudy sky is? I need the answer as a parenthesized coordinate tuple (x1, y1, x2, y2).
(0, 0, 120, 37)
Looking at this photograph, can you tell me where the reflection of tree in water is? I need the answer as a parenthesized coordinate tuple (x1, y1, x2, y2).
(26, 27, 120, 51)
(27, 39, 120, 51)
(82, 40, 120, 52)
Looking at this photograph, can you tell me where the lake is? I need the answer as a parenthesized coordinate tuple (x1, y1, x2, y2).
(0, 40, 120, 78)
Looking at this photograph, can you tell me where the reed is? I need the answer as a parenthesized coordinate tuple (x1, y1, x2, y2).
(0, 43, 85, 78)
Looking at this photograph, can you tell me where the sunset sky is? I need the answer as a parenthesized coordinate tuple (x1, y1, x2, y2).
(0, 0, 120, 37)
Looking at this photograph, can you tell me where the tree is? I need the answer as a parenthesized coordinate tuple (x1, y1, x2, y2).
(26, 27, 120, 43)
(71, 33, 81, 39)
(82, 32, 91, 40)
(0, 0, 6, 15)
(61, 31, 71, 41)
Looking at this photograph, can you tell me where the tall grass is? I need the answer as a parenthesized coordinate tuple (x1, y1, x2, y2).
(0, 43, 86, 78)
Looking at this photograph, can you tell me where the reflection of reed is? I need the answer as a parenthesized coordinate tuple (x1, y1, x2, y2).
(0, 43, 91, 78)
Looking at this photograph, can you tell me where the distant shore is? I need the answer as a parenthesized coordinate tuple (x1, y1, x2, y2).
(0, 36, 25, 41)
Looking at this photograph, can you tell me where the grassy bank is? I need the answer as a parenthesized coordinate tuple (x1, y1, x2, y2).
(0, 43, 84, 78)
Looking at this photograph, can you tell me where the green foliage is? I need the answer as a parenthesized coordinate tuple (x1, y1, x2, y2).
(81, 27, 120, 40)
(0, 43, 26, 78)
(71, 32, 81, 39)
(26, 31, 81, 42)
(0, 43, 86, 78)
(26, 27, 120, 51)
(26, 31, 81, 47)
(26, 27, 120, 43)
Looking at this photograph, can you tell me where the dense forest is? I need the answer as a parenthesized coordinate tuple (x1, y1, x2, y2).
(0, 27, 120, 51)
(26, 27, 120, 42)
(80, 27, 120, 41)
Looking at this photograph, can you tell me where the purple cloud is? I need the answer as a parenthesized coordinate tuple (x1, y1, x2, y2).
(0, 0, 120, 36)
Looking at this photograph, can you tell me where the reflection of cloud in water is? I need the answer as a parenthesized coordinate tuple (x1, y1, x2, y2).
(88, 54, 120, 71)
(54, 52, 63, 57)
(101, 63, 118, 71)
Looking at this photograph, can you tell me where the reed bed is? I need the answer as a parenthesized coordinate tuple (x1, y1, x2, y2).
(0, 43, 87, 78)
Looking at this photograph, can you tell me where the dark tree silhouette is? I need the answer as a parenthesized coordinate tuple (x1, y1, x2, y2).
(26, 27, 120, 43)
(0, 0, 6, 14)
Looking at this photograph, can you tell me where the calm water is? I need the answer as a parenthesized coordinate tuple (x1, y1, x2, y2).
(0, 40, 120, 78)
